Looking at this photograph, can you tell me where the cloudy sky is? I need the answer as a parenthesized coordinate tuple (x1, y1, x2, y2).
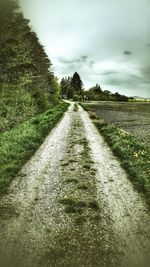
(20, 0, 150, 97)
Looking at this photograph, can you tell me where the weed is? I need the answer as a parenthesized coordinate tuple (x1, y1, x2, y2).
(64, 206, 83, 213)
(59, 197, 87, 207)
(61, 162, 69, 167)
(69, 159, 78, 163)
(89, 112, 99, 120)
(83, 163, 91, 170)
(75, 216, 87, 224)
(58, 197, 87, 213)
(87, 160, 94, 164)
(91, 171, 96, 175)
(88, 200, 99, 210)
(80, 138, 89, 146)
(65, 178, 79, 184)
(31, 118, 40, 125)
(73, 103, 78, 112)
(77, 184, 88, 190)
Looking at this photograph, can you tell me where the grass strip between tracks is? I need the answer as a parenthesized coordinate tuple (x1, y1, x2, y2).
(81, 103, 150, 206)
(0, 102, 69, 195)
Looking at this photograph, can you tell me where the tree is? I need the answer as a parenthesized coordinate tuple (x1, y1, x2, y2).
(84, 85, 128, 102)
(94, 83, 102, 93)
(60, 76, 74, 99)
(71, 72, 83, 94)
(49, 74, 60, 104)
(60, 78, 67, 99)
(0, 0, 59, 131)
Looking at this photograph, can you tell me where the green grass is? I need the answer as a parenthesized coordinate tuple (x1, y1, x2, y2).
(0, 102, 69, 195)
(73, 103, 78, 112)
(58, 196, 99, 213)
(77, 184, 88, 190)
(58, 196, 87, 213)
(65, 178, 79, 184)
(81, 104, 150, 205)
(83, 163, 91, 170)
(101, 127, 150, 203)
(88, 200, 99, 210)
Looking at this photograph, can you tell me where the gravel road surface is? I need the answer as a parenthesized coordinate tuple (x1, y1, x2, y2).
(0, 102, 150, 267)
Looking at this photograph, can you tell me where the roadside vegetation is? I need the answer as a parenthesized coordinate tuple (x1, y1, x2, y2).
(81, 103, 150, 206)
(60, 75, 129, 102)
(83, 101, 150, 146)
(0, 0, 68, 195)
(0, 0, 60, 133)
(0, 102, 69, 194)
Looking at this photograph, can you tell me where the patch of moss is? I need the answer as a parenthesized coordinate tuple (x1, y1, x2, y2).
(61, 162, 69, 167)
(77, 184, 88, 190)
(65, 178, 79, 184)
(58, 197, 87, 214)
(83, 164, 91, 170)
(88, 200, 99, 210)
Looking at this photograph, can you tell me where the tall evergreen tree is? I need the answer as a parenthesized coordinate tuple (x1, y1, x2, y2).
(71, 72, 83, 94)
(60, 76, 74, 99)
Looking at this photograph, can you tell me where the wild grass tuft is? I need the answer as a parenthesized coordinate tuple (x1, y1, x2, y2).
(73, 103, 78, 112)
(77, 184, 88, 190)
(88, 200, 99, 210)
(65, 178, 79, 184)
(83, 163, 91, 170)
(58, 196, 87, 213)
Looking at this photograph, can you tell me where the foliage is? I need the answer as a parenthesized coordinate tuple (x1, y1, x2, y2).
(73, 94, 83, 101)
(60, 72, 83, 99)
(49, 74, 61, 104)
(83, 84, 129, 101)
(60, 76, 73, 99)
(71, 72, 83, 93)
(0, 0, 59, 132)
(0, 102, 69, 194)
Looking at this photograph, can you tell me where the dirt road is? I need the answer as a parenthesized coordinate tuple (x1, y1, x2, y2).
(0, 102, 150, 267)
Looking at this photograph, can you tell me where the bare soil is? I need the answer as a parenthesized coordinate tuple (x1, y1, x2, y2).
(0, 102, 150, 267)
(86, 101, 150, 146)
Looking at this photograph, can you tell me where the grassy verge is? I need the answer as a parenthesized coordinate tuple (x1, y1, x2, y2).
(81, 103, 150, 205)
(0, 102, 69, 195)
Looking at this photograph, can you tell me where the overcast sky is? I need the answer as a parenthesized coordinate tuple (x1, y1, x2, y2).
(20, 0, 150, 97)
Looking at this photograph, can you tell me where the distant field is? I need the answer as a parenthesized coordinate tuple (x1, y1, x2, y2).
(85, 101, 150, 146)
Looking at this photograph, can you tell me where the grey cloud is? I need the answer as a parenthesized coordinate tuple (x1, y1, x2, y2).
(100, 70, 119, 76)
(81, 55, 88, 62)
(123, 51, 132, 55)
(58, 55, 95, 72)
(58, 58, 76, 64)
(105, 74, 141, 87)
(20, 0, 150, 97)
(140, 66, 150, 83)
(89, 60, 95, 68)
(58, 55, 89, 65)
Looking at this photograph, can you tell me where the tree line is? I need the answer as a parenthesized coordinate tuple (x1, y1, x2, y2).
(60, 73, 129, 102)
(0, 0, 59, 131)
